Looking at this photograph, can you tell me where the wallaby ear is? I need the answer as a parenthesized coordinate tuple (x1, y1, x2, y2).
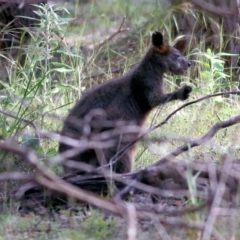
(151, 31, 170, 54)
(152, 31, 164, 48)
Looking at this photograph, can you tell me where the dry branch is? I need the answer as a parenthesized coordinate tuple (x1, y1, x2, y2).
(1, 92, 240, 203)
(0, 108, 41, 142)
(0, 141, 223, 239)
(154, 114, 240, 166)
(10, 112, 240, 210)
(0, 141, 122, 214)
(0, 172, 33, 181)
(0, 92, 240, 240)
(202, 156, 233, 240)
(107, 91, 240, 169)
(82, 16, 129, 72)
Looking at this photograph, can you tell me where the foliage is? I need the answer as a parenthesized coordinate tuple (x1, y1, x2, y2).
(192, 48, 235, 94)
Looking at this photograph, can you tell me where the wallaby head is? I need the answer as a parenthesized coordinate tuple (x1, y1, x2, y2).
(150, 31, 191, 75)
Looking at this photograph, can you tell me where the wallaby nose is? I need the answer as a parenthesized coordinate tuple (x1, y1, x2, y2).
(188, 61, 191, 67)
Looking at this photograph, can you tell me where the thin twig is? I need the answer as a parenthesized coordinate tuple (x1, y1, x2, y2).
(0, 140, 225, 239)
(0, 108, 41, 143)
(139, 212, 224, 240)
(152, 215, 172, 240)
(0, 141, 121, 213)
(82, 16, 129, 72)
(0, 172, 33, 182)
(106, 91, 240, 169)
(82, 61, 139, 81)
(126, 203, 137, 240)
(154, 114, 240, 166)
(151, 91, 240, 131)
(136, 199, 211, 217)
(202, 155, 233, 240)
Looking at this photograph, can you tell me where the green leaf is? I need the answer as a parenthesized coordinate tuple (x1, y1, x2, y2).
(55, 83, 78, 90)
(207, 48, 212, 55)
(51, 62, 72, 69)
(47, 147, 58, 156)
(213, 62, 224, 72)
(48, 87, 60, 94)
(21, 134, 40, 150)
(51, 68, 74, 73)
(41, 104, 50, 114)
(216, 52, 238, 57)
(0, 80, 11, 89)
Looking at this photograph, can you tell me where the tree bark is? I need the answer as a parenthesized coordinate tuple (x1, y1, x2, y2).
(163, 0, 240, 67)
(0, 0, 47, 50)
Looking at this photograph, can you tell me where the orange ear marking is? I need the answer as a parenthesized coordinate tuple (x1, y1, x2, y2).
(151, 44, 171, 55)
(158, 44, 171, 54)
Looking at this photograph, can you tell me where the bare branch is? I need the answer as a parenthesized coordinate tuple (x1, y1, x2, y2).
(138, 212, 224, 240)
(151, 91, 240, 131)
(107, 91, 240, 169)
(0, 141, 121, 214)
(0, 108, 41, 142)
(95, 16, 128, 50)
(126, 203, 137, 240)
(82, 16, 129, 71)
(154, 114, 240, 166)
(202, 156, 233, 240)
(0, 140, 226, 239)
(0, 172, 33, 181)
(136, 200, 211, 217)
(0, 141, 218, 239)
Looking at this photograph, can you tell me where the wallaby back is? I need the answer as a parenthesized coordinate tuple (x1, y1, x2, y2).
(59, 31, 192, 174)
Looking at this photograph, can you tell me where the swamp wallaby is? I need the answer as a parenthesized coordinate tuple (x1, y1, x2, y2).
(59, 31, 192, 174)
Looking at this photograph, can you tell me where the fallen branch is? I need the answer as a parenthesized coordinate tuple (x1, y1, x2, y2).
(1, 92, 239, 204)
(0, 141, 122, 214)
(1, 92, 240, 239)
(0, 140, 223, 239)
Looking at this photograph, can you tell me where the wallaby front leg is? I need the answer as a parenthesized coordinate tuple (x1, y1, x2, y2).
(149, 85, 192, 107)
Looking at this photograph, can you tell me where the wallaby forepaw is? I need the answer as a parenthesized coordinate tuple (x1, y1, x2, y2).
(179, 85, 192, 100)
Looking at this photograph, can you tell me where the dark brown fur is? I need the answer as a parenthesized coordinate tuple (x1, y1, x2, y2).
(59, 31, 192, 174)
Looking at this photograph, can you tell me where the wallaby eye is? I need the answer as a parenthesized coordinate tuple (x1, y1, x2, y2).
(173, 53, 180, 59)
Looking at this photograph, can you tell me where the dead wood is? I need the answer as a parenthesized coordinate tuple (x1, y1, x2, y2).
(4, 113, 240, 213)
(0, 139, 223, 238)
(0, 121, 238, 239)
(0, 91, 239, 211)
(0, 92, 238, 240)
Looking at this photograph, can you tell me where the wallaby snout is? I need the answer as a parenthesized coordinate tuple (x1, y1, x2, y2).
(180, 56, 191, 70)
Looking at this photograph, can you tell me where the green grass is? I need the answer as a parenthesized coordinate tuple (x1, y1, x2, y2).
(0, 0, 240, 239)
